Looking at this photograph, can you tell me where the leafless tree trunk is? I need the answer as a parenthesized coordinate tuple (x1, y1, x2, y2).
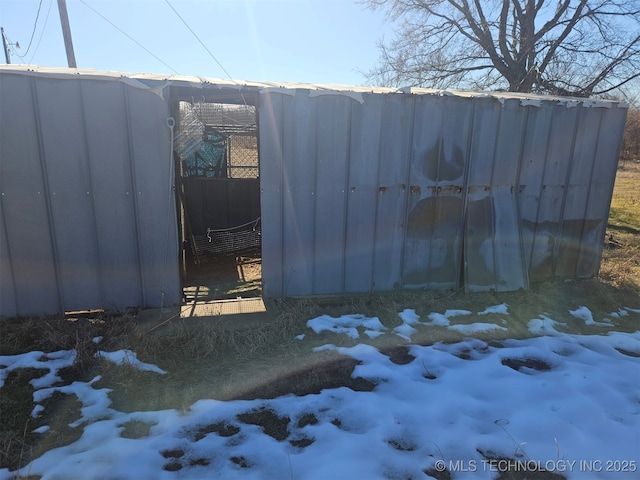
(364, 0, 640, 97)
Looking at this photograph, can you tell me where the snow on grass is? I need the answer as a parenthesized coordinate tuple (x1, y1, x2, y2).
(97, 350, 167, 375)
(423, 308, 473, 327)
(1, 305, 639, 480)
(447, 322, 508, 334)
(528, 315, 567, 335)
(306, 314, 386, 339)
(478, 303, 510, 315)
(0, 350, 76, 389)
(569, 306, 613, 327)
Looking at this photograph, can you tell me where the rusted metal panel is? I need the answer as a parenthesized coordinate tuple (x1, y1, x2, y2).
(465, 98, 528, 292)
(2, 67, 628, 309)
(258, 86, 627, 298)
(404, 95, 470, 289)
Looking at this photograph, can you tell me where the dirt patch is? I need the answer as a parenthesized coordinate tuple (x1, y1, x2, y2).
(233, 357, 377, 401)
(290, 437, 315, 448)
(236, 407, 290, 441)
(193, 421, 240, 441)
(380, 346, 416, 365)
(230, 455, 251, 468)
(501, 358, 552, 373)
(615, 348, 640, 358)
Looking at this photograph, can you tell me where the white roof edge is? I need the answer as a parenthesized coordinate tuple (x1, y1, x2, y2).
(0, 65, 629, 107)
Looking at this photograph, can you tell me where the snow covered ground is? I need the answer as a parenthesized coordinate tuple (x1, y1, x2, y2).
(1, 304, 639, 479)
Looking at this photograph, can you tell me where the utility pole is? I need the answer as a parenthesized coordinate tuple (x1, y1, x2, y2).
(57, 0, 77, 68)
(1, 27, 11, 64)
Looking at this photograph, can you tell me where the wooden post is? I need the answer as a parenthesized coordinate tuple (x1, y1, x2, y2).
(57, 0, 77, 68)
(1, 27, 11, 64)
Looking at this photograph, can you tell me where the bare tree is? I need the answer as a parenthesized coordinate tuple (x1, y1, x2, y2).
(364, 0, 640, 97)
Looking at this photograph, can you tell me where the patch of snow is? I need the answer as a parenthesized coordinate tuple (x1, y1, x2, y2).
(569, 306, 612, 326)
(528, 315, 567, 335)
(478, 303, 509, 315)
(0, 350, 76, 389)
(96, 350, 167, 375)
(2, 305, 639, 480)
(398, 309, 421, 325)
(364, 330, 385, 340)
(393, 323, 417, 341)
(295, 334, 305, 340)
(447, 322, 508, 334)
(33, 376, 113, 428)
(424, 312, 451, 326)
(306, 314, 386, 339)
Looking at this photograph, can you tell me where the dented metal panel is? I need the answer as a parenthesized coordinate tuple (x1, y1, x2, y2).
(0, 67, 628, 308)
(404, 94, 470, 290)
(259, 87, 627, 298)
(465, 98, 529, 292)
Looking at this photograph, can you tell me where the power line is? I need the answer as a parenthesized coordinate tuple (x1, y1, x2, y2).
(28, 0, 54, 64)
(17, 0, 44, 58)
(79, 0, 179, 75)
(164, 0, 233, 80)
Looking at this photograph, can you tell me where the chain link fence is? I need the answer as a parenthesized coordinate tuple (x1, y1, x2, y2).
(174, 101, 259, 179)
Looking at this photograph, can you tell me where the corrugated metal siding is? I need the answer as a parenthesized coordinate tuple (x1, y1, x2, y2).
(259, 90, 627, 298)
(0, 72, 180, 316)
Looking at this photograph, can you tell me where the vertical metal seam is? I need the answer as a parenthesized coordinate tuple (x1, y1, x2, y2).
(514, 106, 531, 289)
(528, 109, 554, 278)
(459, 99, 476, 291)
(0, 191, 18, 315)
(30, 77, 65, 314)
(371, 95, 385, 291)
(341, 98, 353, 293)
(77, 80, 106, 308)
(122, 84, 147, 307)
(489, 100, 501, 291)
(553, 107, 581, 278)
(310, 93, 319, 294)
(426, 97, 446, 284)
(398, 94, 416, 289)
(578, 109, 605, 277)
(279, 93, 287, 297)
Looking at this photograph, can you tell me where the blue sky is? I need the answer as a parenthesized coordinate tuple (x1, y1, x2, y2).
(0, 0, 396, 85)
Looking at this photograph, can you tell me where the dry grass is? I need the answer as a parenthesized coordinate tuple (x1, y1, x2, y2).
(600, 161, 640, 293)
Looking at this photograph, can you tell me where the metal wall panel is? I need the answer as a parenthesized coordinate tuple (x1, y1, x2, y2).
(1, 74, 61, 315)
(344, 93, 384, 293)
(465, 98, 528, 292)
(405, 95, 471, 290)
(2, 69, 627, 309)
(0, 72, 180, 316)
(259, 88, 627, 298)
(79, 81, 144, 310)
(576, 106, 629, 278)
(258, 91, 286, 297)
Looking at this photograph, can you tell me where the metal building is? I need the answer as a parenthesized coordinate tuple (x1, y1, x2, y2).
(0, 66, 628, 316)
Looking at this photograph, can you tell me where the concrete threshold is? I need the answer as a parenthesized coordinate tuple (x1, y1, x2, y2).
(136, 297, 270, 335)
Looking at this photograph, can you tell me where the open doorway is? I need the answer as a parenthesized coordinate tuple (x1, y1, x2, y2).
(173, 99, 261, 304)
